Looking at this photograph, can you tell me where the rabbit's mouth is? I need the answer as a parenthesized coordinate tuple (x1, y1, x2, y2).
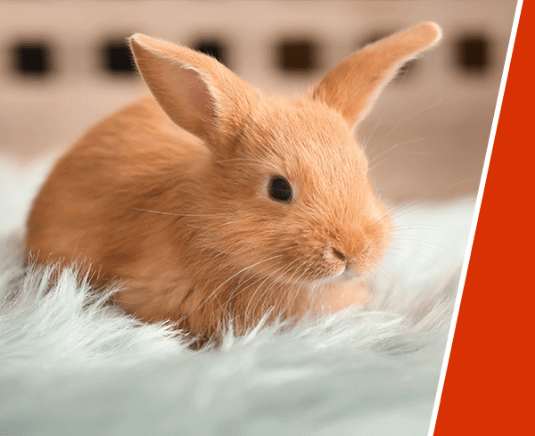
(314, 268, 363, 285)
(276, 262, 363, 287)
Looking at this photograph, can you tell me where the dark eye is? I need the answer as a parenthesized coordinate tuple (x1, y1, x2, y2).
(268, 176, 292, 203)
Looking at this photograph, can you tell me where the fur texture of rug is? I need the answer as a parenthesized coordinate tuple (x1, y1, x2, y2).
(0, 155, 474, 435)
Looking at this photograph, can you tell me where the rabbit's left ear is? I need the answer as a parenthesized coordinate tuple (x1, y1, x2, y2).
(310, 22, 442, 129)
(129, 34, 260, 157)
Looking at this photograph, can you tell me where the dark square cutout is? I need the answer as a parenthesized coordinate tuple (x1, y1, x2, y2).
(102, 40, 136, 75)
(13, 42, 51, 76)
(277, 39, 318, 73)
(457, 35, 490, 73)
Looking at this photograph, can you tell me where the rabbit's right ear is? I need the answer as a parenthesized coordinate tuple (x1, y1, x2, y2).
(130, 34, 259, 156)
(311, 22, 442, 129)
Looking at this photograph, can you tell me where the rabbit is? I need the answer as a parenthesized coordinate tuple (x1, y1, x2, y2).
(26, 23, 442, 342)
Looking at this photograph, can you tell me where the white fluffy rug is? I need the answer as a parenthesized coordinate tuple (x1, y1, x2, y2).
(0, 154, 474, 435)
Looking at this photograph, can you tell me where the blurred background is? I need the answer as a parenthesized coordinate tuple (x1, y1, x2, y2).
(0, 0, 518, 203)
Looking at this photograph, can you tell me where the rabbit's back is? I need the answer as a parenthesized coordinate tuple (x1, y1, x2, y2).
(26, 97, 207, 281)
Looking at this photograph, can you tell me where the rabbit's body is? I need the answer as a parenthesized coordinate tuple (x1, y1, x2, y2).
(27, 97, 203, 274)
(26, 23, 442, 341)
(27, 98, 206, 324)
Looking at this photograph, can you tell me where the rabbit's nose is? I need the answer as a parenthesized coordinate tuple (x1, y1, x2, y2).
(336, 236, 371, 263)
(331, 247, 348, 263)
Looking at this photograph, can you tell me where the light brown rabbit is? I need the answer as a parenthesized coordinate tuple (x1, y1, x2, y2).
(26, 23, 442, 342)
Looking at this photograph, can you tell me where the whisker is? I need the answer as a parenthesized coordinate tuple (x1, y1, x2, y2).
(202, 246, 295, 320)
(387, 239, 447, 254)
(386, 201, 431, 220)
(368, 137, 426, 168)
(287, 262, 313, 311)
(245, 257, 302, 320)
(133, 208, 227, 218)
(197, 252, 288, 310)
(368, 150, 430, 173)
(269, 259, 307, 311)
(379, 98, 443, 142)
(383, 249, 449, 269)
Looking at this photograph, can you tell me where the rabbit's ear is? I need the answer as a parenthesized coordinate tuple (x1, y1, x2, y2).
(130, 34, 259, 155)
(311, 22, 441, 128)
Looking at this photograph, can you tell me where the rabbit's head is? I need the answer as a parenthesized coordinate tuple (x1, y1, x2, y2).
(129, 23, 441, 287)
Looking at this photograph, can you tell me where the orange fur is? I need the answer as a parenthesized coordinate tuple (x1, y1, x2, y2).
(26, 23, 442, 341)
